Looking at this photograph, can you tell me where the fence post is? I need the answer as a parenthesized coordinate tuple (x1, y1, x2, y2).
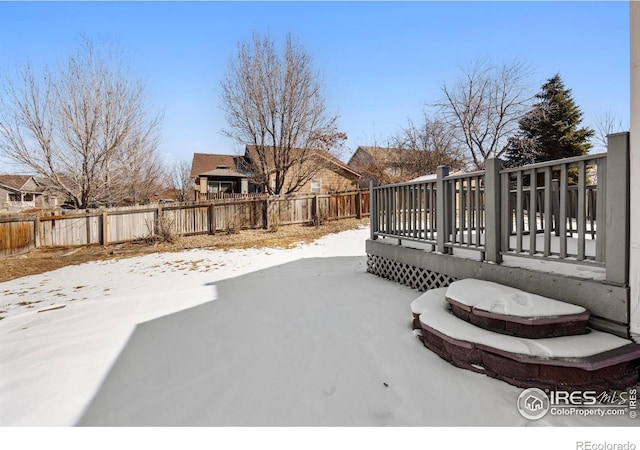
(156, 204, 163, 236)
(605, 132, 630, 285)
(369, 181, 378, 240)
(484, 158, 503, 264)
(264, 197, 270, 230)
(208, 202, 215, 235)
(312, 194, 319, 225)
(356, 190, 362, 219)
(436, 165, 450, 254)
(34, 214, 40, 248)
(102, 211, 109, 246)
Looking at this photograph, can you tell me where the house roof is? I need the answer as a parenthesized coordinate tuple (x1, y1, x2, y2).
(0, 175, 41, 193)
(348, 146, 421, 166)
(190, 153, 239, 178)
(244, 145, 361, 179)
(199, 168, 247, 178)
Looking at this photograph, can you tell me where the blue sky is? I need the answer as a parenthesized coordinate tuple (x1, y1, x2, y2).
(0, 1, 630, 170)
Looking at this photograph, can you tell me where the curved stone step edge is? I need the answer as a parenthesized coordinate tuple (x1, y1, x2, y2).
(446, 296, 592, 326)
(411, 288, 639, 365)
(420, 319, 640, 372)
(416, 323, 640, 392)
(447, 297, 591, 339)
(444, 278, 588, 321)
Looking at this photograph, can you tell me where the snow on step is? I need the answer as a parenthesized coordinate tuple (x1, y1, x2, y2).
(411, 289, 630, 360)
(445, 279, 586, 319)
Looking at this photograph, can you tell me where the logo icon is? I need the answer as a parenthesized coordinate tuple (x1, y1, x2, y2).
(517, 388, 550, 420)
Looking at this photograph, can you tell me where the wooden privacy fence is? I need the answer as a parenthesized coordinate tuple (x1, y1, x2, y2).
(0, 190, 369, 257)
(0, 214, 37, 258)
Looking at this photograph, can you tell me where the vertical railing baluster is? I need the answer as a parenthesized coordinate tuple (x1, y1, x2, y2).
(475, 175, 482, 247)
(413, 184, 421, 238)
(396, 186, 401, 238)
(460, 179, 464, 245)
(450, 179, 457, 246)
(403, 185, 409, 238)
(516, 171, 523, 253)
(429, 183, 436, 241)
(466, 178, 472, 246)
(390, 187, 395, 237)
(529, 168, 537, 255)
(559, 165, 568, 258)
(421, 184, 427, 239)
(501, 173, 510, 252)
(577, 160, 586, 260)
(595, 158, 606, 263)
(409, 185, 412, 238)
(544, 167, 552, 257)
(588, 186, 596, 239)
(403, 184, 409, 238)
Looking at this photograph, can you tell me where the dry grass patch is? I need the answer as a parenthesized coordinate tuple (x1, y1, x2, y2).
(0, 218, 369, 283)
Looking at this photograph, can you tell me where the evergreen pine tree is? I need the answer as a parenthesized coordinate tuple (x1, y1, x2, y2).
(505, 74, 594, 167)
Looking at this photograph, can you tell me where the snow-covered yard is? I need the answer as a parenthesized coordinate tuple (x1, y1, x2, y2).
(1, 225, 637, 447)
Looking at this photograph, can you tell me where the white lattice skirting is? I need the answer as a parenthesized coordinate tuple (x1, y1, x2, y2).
(366, 254, 457, 291)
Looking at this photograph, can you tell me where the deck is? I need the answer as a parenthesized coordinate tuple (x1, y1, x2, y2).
(366, 133, 631, 338)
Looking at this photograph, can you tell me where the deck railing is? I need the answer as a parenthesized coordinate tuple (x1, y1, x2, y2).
(500, 153, 606, 264)
(370, 132, 630, 286)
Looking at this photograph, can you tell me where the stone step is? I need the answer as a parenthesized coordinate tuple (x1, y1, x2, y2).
(444, 279, 591, 338)
(411, 288, 640, 392)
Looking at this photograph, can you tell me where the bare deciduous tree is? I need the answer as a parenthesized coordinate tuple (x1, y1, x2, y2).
(0, 39, 163, 208)
(592, 110, 628, 152)
(169, 159, 193, 202)
(435, 59, 532, 170)
(220, 32, 346, 195)
(389, 114, 467, 175)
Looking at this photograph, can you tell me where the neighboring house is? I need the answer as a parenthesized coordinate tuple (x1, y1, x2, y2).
(0, 175, 49, 211)
(348, 146, 465, 186)
(190, 153, 249, 201)
(242, 145, 361, 194)
(34, 177, 71, 208)
(153, 188, 180, 203)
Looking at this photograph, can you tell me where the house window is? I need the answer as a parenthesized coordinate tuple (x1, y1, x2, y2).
(310, 180, 321, 193)
(208, 181, 234, 194)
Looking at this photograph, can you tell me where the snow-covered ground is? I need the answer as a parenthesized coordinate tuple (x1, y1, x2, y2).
(1, 225, 637, 448)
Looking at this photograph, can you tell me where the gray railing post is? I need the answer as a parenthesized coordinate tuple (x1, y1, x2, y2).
(605, 132, 630, 285)
(436, 165, 450, 254)
(484, 158, 503, 264)
(369, 180, 378, 240)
